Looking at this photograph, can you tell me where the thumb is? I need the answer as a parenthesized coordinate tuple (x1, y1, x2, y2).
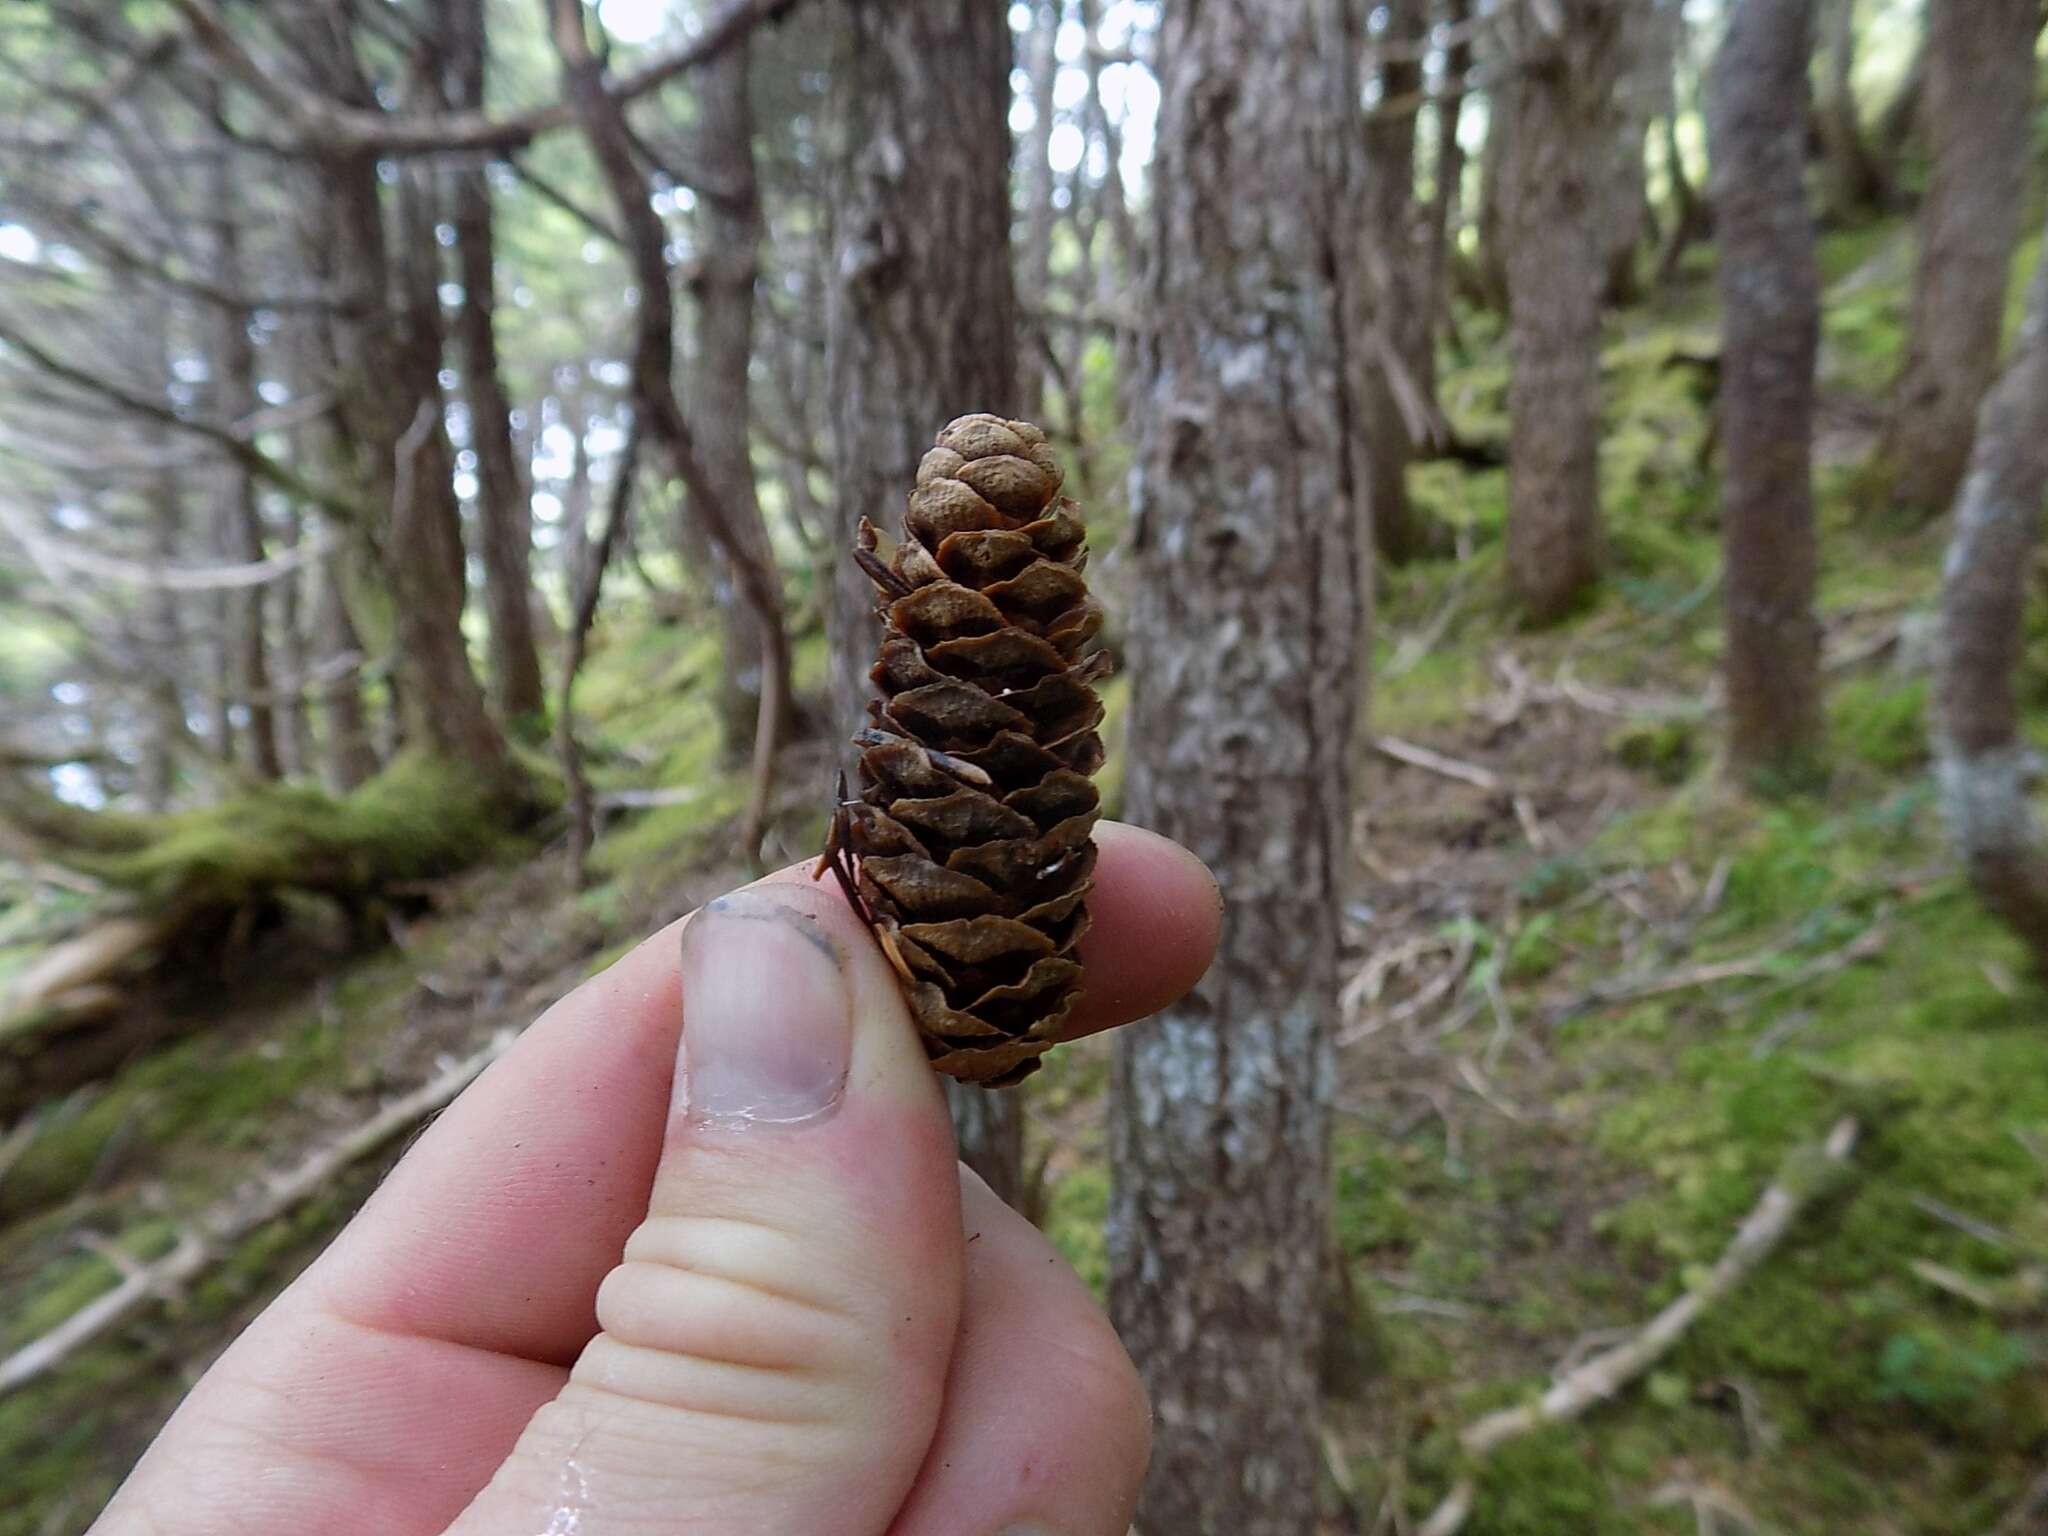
(444, 881, 964, 1536)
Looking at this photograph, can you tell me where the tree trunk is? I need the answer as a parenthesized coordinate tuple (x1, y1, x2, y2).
(273, 506, 311, 778)
(1882, 0, 2035, 516)
(546, 0, 791, 858)
(1709, 0, 1825, 786)
(824, 0, 1027, 1204)
(204, 137, 281, 781)
(1499, 1, 1626, 622)
(140, 459, 188, 810)
(1596, 0, 1670, 305)
(312, 556, 377, 793)
(1360, 0, 1429, 565)
(560, 402, 594, 597)
(1816, 0, 1887, 220)
(1654, 11, 1711, 286)
(1421, 0, 1473, 371)
(389, 159, 512, 774)
(1873, 4, 1927, 177)
(1110, 3, 1364, 1532)
(283, 307, 378, 793)
(1019, 0, 1060, 421)
(447, 0, 548, 723)
(686, 39, 798, 763)
(1934, 218, 2048, 967)
(1473, 63, 1511, 312)
(286, 13, 510, 781)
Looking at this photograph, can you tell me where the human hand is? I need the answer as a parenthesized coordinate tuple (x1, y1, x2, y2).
(90, 822, 1219, 1536)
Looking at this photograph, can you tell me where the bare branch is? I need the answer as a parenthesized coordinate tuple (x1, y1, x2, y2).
(0, 1030, 516, 1398)
(0, 505, 342, 592)
(1417, 1118, 1863, 1536)
(166, 0, 804, 157)
(0, 318, 360, 524)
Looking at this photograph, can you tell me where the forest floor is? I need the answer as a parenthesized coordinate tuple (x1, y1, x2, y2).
(8, 215, 2048, 1535)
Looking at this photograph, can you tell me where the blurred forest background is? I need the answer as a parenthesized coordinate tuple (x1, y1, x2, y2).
(5, 0, 2048, 1531)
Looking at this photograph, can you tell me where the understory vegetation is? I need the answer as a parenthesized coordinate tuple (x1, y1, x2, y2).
(5, 198, 2047, 1536)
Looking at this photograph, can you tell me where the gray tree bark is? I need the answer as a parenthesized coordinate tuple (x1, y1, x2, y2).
(1708, 0, 1825, 784)
(1110, 2, 1365, 1532)
(285, 12, 510, 781)
(686, 40, 797, 762)
(1019, 0, 1060, 421)
(545, 0, 790, 855)
(1420, 0, 1474, 379)
(824, 0, 1026, 1205)
(1816, 0, 1887, 220)
(1935, 217, 2048, 969)
(1360, 0, 1429, 565)
(141, 461, 188, 810)
(273, 506, 311, 778)
(1498, 0, 1629, 622)
(204, 135, 282, 781)
(284, 308, 378, 793)
(311, 555, 377, 793)
(446, 0, 548, 723)
(1882, 0, 2036, 515)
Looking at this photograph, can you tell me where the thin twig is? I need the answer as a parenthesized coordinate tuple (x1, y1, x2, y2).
(1373, 735, 1502, 791)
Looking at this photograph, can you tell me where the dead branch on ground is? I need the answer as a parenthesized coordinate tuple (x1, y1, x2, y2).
(1416, 1117, 1862, 1536)
(0, 1029, 514, 1398)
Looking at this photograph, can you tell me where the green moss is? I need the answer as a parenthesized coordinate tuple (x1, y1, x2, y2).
(1456, 1428, 1631, 1535)
(1, 1002, 348, 1223)
(1334, 1127, 1418, 1257)
(1608, 719, 1699, 785)
(1830, 675, 1929, 774)
(87, 751, 524, 912)
(1044, 1163, 1110, 1298)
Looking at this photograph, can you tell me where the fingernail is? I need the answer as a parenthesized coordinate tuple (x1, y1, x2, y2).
(678, 893, 852, 1128)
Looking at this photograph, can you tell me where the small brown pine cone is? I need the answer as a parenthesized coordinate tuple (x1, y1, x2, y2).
(823, 414, 1108, 1088)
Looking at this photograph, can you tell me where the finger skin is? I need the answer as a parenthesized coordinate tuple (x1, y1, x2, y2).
(1064, 822, 1223, 1040)
(439, 877, 961, 1536)
(309, 821, 1216, 1366)
(90, 826, 1214, 1536)
(888, 1174, 1151, 1536)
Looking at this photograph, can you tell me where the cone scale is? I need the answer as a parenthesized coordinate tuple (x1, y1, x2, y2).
(820, 415, 1108, 1086)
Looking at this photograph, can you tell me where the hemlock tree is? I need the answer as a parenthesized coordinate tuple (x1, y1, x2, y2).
(824, 0, 1030, 1206)
(1110, 1, 1366, 1531)
(1707, 0, 1824, 784)
(1496, 0, 1630, 622)
(1359, 0, 1429, 565)
(688, 38, 798, 760)
(444, 0, 548, 724)
(1934, 218, 2048, 969)
(1882, 0, 2036, 515)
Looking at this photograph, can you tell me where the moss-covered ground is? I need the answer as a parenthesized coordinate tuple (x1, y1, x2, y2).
(1237, 217, 2048, 1533)
(7, 213, 2048, 1534)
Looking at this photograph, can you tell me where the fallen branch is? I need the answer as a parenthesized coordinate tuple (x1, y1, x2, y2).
(1417, 1117, 1862, 1536)
(1373, 735, 1503, 791)
(0, 1029, 515, 1398)
(1553, 923, 1888, 1020)
(0, 915, 167, 1045)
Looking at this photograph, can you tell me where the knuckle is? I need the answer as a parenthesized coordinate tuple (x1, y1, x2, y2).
(596, 1214, 866, 1374)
